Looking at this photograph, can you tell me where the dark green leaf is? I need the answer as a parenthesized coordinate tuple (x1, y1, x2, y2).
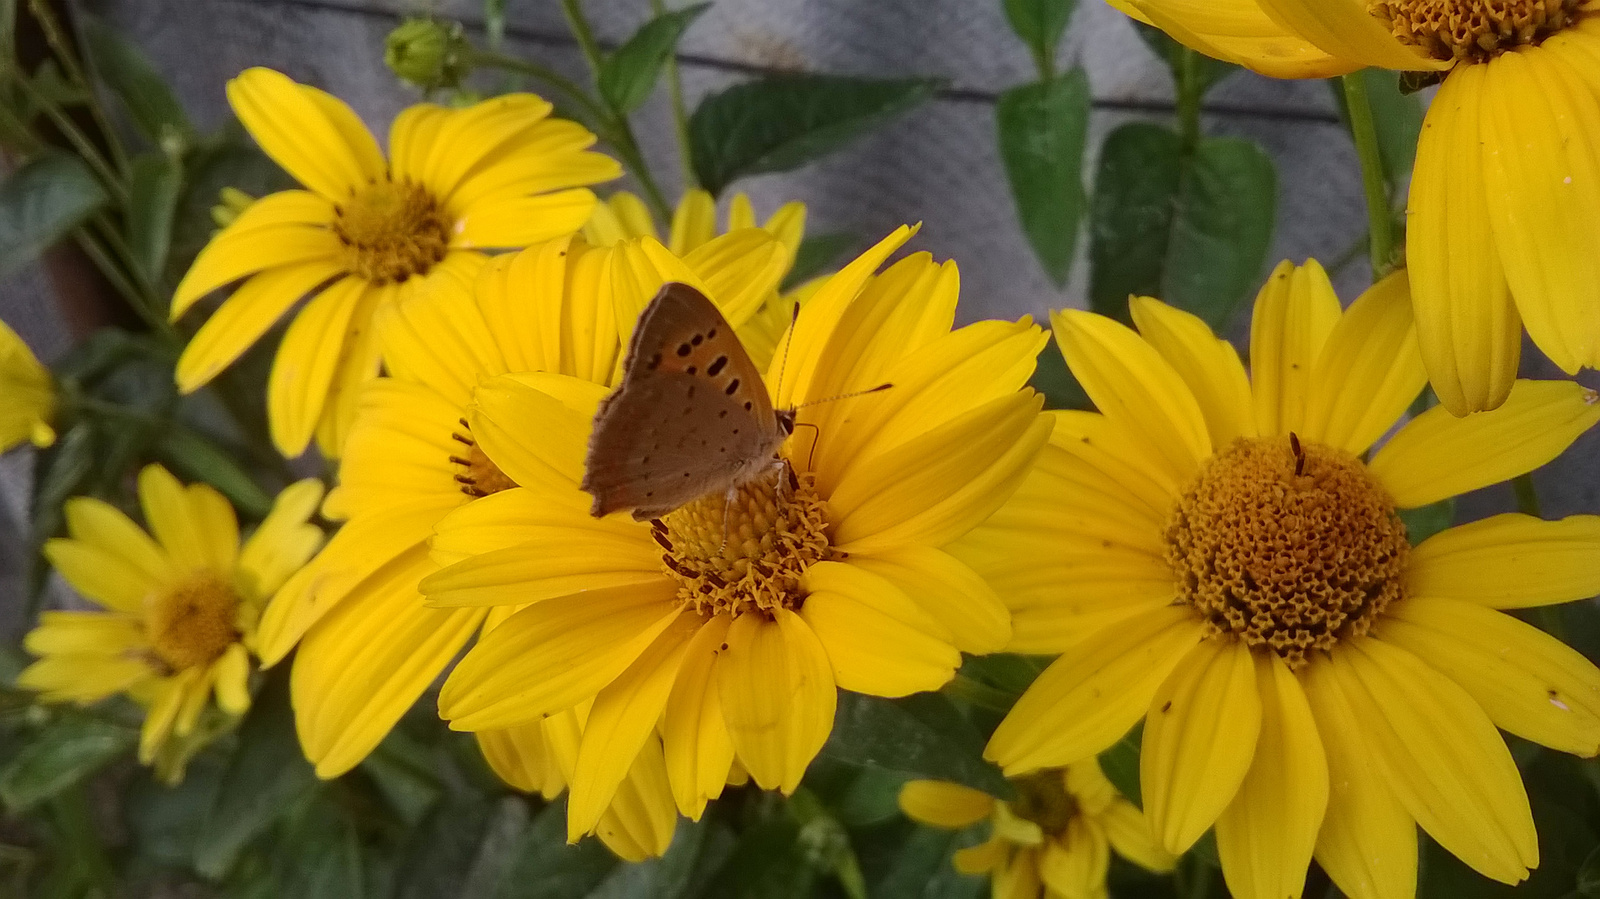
(1132, 23, 1236, 97)
(458, 798, 533, 899)
(394, 792, 498, 899)
(195, 669, 319, 878)
(361, 727, 444, 828)
(996, 70, 1091, 286)
(166, 139, 286, 281)
(123, 753, 226, 867)
(1027, 342, 1088, 410)
(81, 17, 193, 150)
(690, 75, 941, 195)
(152, 426, 273, 519)
(1089, 123, 1183, 322)
(821, 692, 1013, 799)
(1002, 0, 1075, 72)
(864, 821, 985, 899)
(489, 797, 619, 899)
(698, 815, 816, 899)
(28, 60, 89, 109)
(1577, 845, 1600, 897)
(274, 795, 365, 899)
(125, 152, 183, 288)
(783, 231, 858, 292)
(1400, 498, 1455, 545)
(1098, 723, 1143, 808)
(0, 715, 135, 812)
(0, 152, 108, 279)
(599, 4, 709, 115)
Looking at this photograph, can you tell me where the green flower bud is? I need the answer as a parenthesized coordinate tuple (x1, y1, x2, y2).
(385, 18, 472, 91)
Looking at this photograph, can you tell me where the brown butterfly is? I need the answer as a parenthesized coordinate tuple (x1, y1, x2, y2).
(582, 282, 796, 520)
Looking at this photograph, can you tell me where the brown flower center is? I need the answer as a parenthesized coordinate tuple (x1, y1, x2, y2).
(1368, 0, 1582, 61)
(451, 418, 518, 498)
(1008, 771, 1078, 838)
(333, 176, 451, 284)
(1165, 435, 1410, 670)
(146, 574, 241, 671)
(656, 468, 837, 618)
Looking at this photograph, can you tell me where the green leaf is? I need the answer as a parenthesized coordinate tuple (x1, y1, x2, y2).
(1576, 845, 1600, 898)
(789, 789, 867, 899)
(0, 152, 108, 279)
(489, 797, 619, 899)
(996, 70, 1091, 286)
(698, 815, 817, 899)
(80, 17, 193, 150)
(783, 231, 857, 292)
(1132, 23, 1236, 97)
(122, 753, 225, 867)
(1400, 498, 1455, 545)
(1002, 0, 1076, 72)
(1027, 343, 1088, 410)
(195, 669, 319, 878)
(821, 692, 1013, 799)
(864, 821, 985, 899)
(1097, 723, 1143, 808)
(395, 793, 500, 899)
(0, 715, 136, 812)
(360, 727, 444, 828)
(152, 426, 273, 519)
(690, 74, 941, 195)
(599, 3, 709, 115)
(274, 795, 365, 899)
(125, 152, 183, 288)
(1089, 124, 1276, 331)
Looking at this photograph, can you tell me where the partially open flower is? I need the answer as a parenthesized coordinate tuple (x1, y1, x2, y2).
(0, 318, 55, 451)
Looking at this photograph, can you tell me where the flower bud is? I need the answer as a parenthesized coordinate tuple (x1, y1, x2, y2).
(385, 18, 472, 91)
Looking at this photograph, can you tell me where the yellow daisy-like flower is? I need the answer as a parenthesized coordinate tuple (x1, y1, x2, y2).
(422, 225, 1052, 843)
(20, 465, 323, 772)
(170, 67, 620, 457)
(0, 317, 54, 451)
(900, 762, 1174, 899)
(974, 260, 1600, 899)
(1107, 0, 1600, 415)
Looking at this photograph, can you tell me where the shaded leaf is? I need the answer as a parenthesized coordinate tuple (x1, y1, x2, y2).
(0, 715, 136, 812)
(274, 795, 365, 899)
(125, 152, 183, 288)
(152, 426, 273, 520)
(1132, 23, 1236, 97)
(821, 692, 1013, 799)
(0, 153, 108, 279)
(690, 75, 941, 195)
(599, 4, 709, 115)
(395, 792, 499, 899)
(1399, 498, 1455, 545)
(996, 70, 1091, 285)
(81, 16, 193, 150)
(490, 797, 620, 899)
(1088, 123, 1183, 323)
(698, 815, 816, 899)
(860, 821, 985, 899)
(1003, 0, 1076, 71)
(1098, 722, 1143, 808)
(783, 231, 857, 292)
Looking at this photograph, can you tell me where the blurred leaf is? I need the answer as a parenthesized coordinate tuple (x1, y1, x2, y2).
(0, 152, 108, 279)
(274, 795, 365, 899)
(123, 753, 225, 868)
(1132, 23, 1236, 97)
(152, 426, 272, 519)
(28, 60, 88, 109)
(489, 797, 619, 899)
(1090, 124, 1276, 331)
(858, 820, 985, 899)
(1097, 723, 1143, 808)
(361, 727, 444, 828)
(783, 231, 857, 292)
(484, 0, 507, 50)
(51, 327, 169, 386)
(0, 715, 135, 812)
(81, 17, 193, 150)
(395, 792, 499, 899)
(790, 789, 867, 899)
(690, 75, 941, 195)
(167, 137, 288, 281)
(599, 4, 708, 115)
(195, 669, 318, 878)
(1026, 344, 1088, 410)
(125, 152, 182, 288)
(821, 692, 1013, 799)
(1577, 845, 1600, 897)
(698, 815, 816, 899)
(996, 70, 1090, 286)
(1400, 498, 1455, 545)
(459, 798, 534, 899)
(1003, 0, 1076, 71)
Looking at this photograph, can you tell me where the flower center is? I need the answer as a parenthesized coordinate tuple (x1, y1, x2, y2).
(451, 417, 518, 498)
(1368, 0, 1582, 61)
(1164, 435, 1410, 670)
(146, 574, 241, 671)
(332, 176, 451, 284)
(1008, 771, 1078, 838)
(656, 467, 837, 618)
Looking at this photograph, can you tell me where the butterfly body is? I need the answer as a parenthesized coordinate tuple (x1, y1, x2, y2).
(583, 283, 795, 520)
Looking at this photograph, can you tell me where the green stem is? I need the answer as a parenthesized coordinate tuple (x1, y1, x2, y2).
(13, 72, 129, 204)
(469, 50, 607, 122)
(1341, 72, 1398, 279)
(559, 0, 607, 76)
(70, 229, 170, 334)
(1175, 48, 1203, 153)
(27, 0, 129, 176)
(652, 0, 698, 189)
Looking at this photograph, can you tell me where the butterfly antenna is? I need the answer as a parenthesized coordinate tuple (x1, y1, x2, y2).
(792, 382, 893, 410)
(772, 301, 800, 406)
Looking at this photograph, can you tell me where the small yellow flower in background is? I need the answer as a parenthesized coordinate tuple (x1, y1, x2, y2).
(19, 466, 323, 778)
(0, 318, 55, 451)
(423, 225, 1051, 845)
(170, 67, 621, 458)
(1106, 0, 1600, 415)
(900, 761, 1174, 899)
(970, 260, 1600, 899)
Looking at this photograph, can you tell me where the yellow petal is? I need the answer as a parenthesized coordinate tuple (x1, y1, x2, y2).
(897, 780, 996, 829)
(717, 609, 836, 793)
(1302, 657, 1417, 899)
(138, 464, 237, 574)
(1129, 297, 1256, 447)
(682, 229, 791, 327)
(452, 189, 598, 250)
(1141, 639, 1263, 855)
(226, 68, 385, 199)
(1368, 380, 1600, 508)
(797, 561, 961, 697)
(1249, 259, 1342, 438)
(18, 653, 152, 703)
(1250, 0, 1441, 70)
(212, 643, 251, 716)
(175, 260, 344, 392)
(416, 93, 554, 199)
(1300, 270, 1426, 455)
(236, 479, 325, 602)
(986, 606, 1203, 774)
(1380, 598, 1600, 756)
(375, 260, 505, 409)
(1214, 654, 1328, 899)
(1039, 818, 1110, 897)
(594, 736, 678, 861)
(953, 835, 1007, 874)
(1406, 513, 1600, 609)
(1406, 65, 1521, 414)
(762, 201, 806, 260)
(23, 611, 145, 656)
(847, 546, 1011, 655)
(1122, 0, 1353, 78)
(265, 276, 376, 457)
(1335, 638, 1536, 885)
(315, 280, 405, 459)
(662, 613, 736, 818)
(477, 723, 566, 798)
(463, 374, 607, 500)
(43, 539, 162, 614)
(668, 189, 716, 255)
(329, 379, 469, 519)
(139, 672, 194, 763)
(424, 524, 664, 608)
(1098, 800, 1176, 873)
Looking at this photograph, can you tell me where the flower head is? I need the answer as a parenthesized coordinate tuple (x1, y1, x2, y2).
(0, 317, 54, 451)
(423, 226, 1051, 843)
(1110, 0, 1600, 415)
(20, 466, 323, 777)
(974, 260, 1600, 899)
(900, 761, 1174, 899)
(170, 68, 620, 457)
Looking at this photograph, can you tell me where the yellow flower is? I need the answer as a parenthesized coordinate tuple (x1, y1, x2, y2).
(0, 317, 54, 451)
(973, 260, 1600, 899)
(170, 67, 621, 457)
(1108, 0, 1600, 415)
(423, 226, 1052, 844)
(20, 465, 323, 773)
(900, 762, 1174, 899)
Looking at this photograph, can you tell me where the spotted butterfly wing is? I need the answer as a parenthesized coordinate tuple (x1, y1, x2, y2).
(583, 282, 791, 520)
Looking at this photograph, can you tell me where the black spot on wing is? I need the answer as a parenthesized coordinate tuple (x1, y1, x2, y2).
(677, 343, 692, 356)
(725, 378, 740, 396)
(708, 355, 728, 376)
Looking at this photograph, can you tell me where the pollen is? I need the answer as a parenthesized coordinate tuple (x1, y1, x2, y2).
(333, 176, 451, 284)
(658, 468, 837, 618)
(146, 574, 241, 672)
(450, 418, 518, 498)
(1368, 0, 1582, 61)
(1008, 771, 1078, 838)
(1164, 435, 1410, 670)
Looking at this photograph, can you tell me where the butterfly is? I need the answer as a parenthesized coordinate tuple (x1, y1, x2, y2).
(582, 282, 796, 520)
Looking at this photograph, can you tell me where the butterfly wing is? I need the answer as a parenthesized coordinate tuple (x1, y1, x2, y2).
(583, 283, 785, 519)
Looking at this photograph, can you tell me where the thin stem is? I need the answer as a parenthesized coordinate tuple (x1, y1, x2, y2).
(1175, 48, 1203, 153)
(27, 0, 128, 176)
(1031, 44, 1055, 82)
(559, 0, 607, 77)
(652, 0, 698, 189)
(13, 72, 129, 204)
(943, 674, 1017, 714)
(1341, 72, 1398, 279)
(469, 50, 608, 122)
(71, 230, 165, 329)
